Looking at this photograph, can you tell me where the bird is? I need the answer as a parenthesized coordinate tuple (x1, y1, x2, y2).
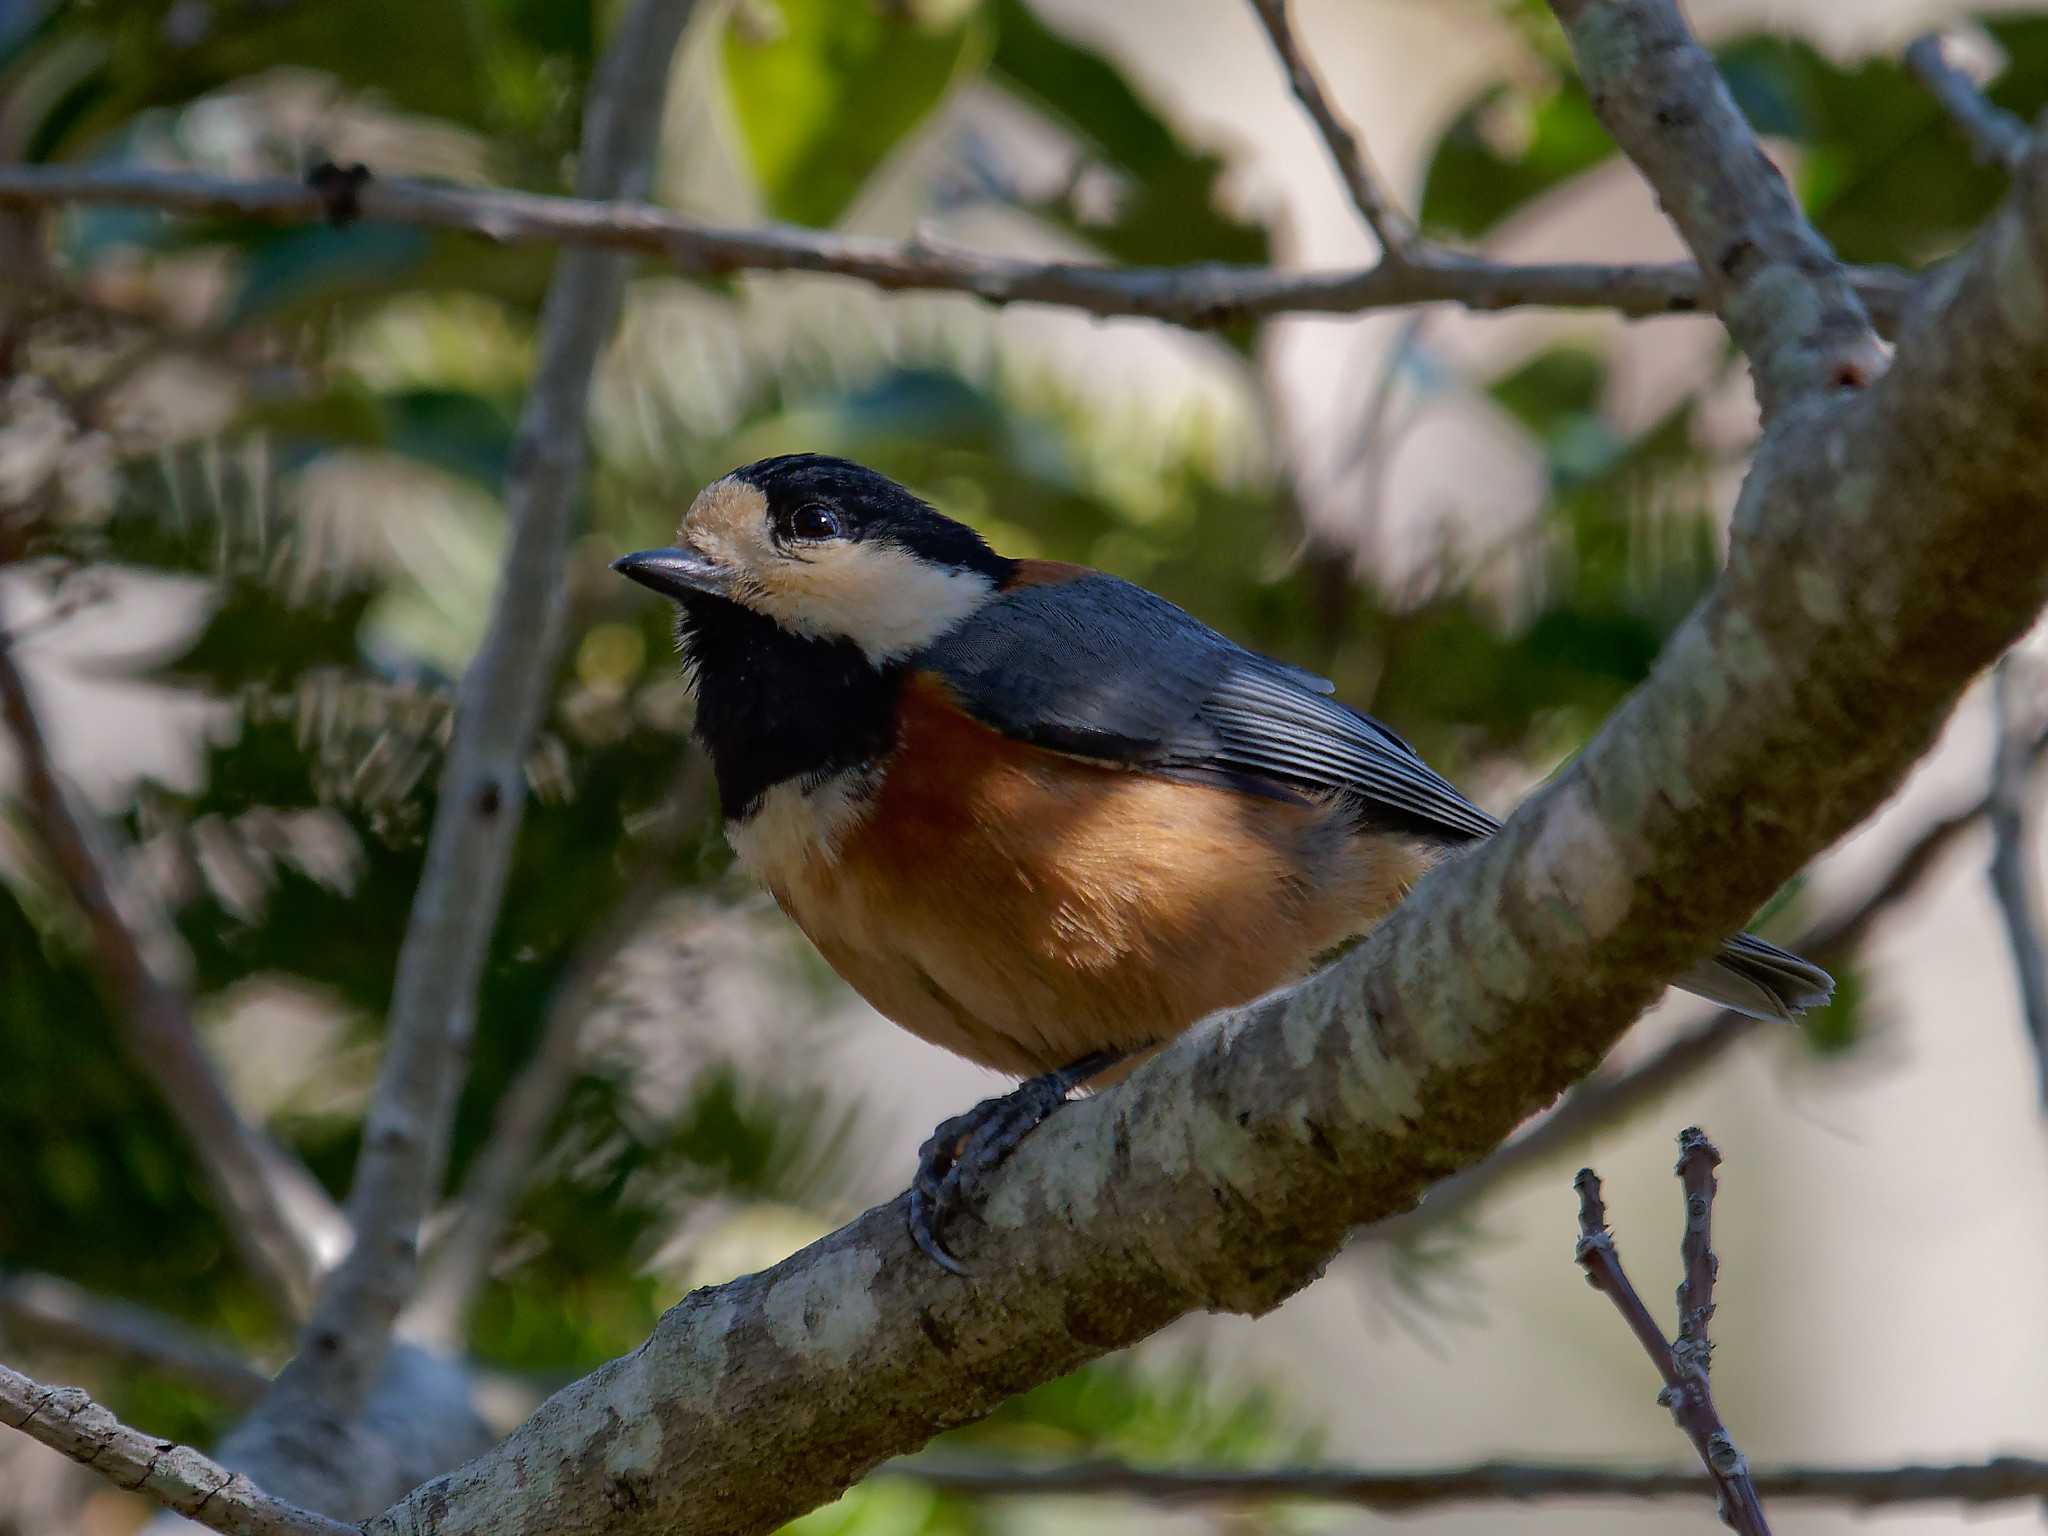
(613, 453, 1832, 1273)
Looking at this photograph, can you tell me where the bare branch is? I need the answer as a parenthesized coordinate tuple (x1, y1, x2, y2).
(1987, 655, 2048, 1101)
(227, 0, 696, 1469)
(892, 1452, 2048, 1510)
(1906, 34, 2030, 172)
(0, 1362, 351, 1536)
(1548, 0, 1886, 414)
(1672, 1127, 1719, 1377)
(0, 164, 1918, 333)
(0, 1274, 267, 1411)
(404, 755, 710, 1350)
(1574, 1148, 1769, 1534)
(1246, 0, 1419, 260)
(0, 608, 343, 1319)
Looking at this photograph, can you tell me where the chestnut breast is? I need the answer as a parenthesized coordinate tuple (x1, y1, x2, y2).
(730, 674, 1431, 1078)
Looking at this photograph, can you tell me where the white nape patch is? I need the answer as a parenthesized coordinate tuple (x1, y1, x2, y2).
(677, 474, 995, 662)
(726, 768, 877, 894)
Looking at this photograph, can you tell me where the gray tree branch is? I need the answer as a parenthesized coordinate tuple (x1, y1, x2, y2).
(403, 755, 711, 1351)
(1986, 655, 2048, 1100)
(0, 1274, 268, 1410)
(207, 0, 696, 1512)
(1575, 1142, 1767, 1533)
(1672, 1127, 1719, 1376)
(1550, 0, 1886, 414)
(1906, 33, 2031, 171)
(890, 1452, 2048, 1510)
(1246, 0, 1419, 260)
(0, 1363, 350, 1536)
(0, 605, 344, 1320)
(0, 165, 1917, 333)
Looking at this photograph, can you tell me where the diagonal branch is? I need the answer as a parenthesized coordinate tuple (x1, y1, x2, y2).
(220, 0, 697, 1485)
(891, 1452, 2048, 1510)
(1246, 0, 1420, 261)
(1906, 33, 2030, 172)
(1986, 655, 2048, 1101)
(0, 1362, 350, 1536)
(1574, 1149, 1769, 1534)
(403, 754, 710, 1350)
(0, 165, 1918, 333)
(1548, 0, 1886, 414)
(1672, 1129, 1719, 1375)
(0, 610, 344, 1320)
(0, 1273, 268, 1410)
(361, 106, 2048, 1536)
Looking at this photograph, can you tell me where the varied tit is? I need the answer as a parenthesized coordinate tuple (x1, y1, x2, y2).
(614, 454, 1832, 1272)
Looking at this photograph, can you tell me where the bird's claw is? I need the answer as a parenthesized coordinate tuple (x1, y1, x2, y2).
(907, 1076, 1074, 1275)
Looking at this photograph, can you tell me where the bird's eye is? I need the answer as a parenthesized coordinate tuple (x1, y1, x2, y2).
(779, 503, 843, 544)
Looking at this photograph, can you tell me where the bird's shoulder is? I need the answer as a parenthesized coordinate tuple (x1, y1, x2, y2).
(912, 562, 1254, 758)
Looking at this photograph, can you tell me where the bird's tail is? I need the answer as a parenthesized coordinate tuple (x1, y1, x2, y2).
(1674, 931, 1834, 1023)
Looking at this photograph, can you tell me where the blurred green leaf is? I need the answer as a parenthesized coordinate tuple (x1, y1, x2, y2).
(1489, 345, 1604, 438)
(1801, 958, 1865, 1056)
(5, 0, 484, 160)
(722, 0, 987, 227)
(0, 883, 277, 1358)
(1419, 77, 1610, 239)
(1718, 38, 1999, 266)
(230, 224, 436, 324)
(160, 586, 376, 693)
(240, 384, 518, 490)
(952, 1353, 1313, 1464)
(1421, 25, 2048, 265)
(987, 0, 1268, 266)
(218, 221, 563, 327)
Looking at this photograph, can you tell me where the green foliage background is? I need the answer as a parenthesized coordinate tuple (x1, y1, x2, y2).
(0, 0, 2029, 1529)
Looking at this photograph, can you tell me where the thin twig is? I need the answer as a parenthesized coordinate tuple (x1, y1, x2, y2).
(0, 603, 343, 1319)
(404, 754, 710, 1349)
(241, 0, 695, 1438)
(1370, 720, 2048, 1244)
(1672, 1127, 1719, 1379)
(1246, 0, 1419, 260)
(1987, 655, 2048, 1102)
(0, 1362, 351, 1536)
(1547, 0, 1884, 414)
(1574, 1143, 1771, 1535)
(1905, 34, 2031, 172)
(0, 165, 1918, 333)
(0, 1273, 267, 1410)
(890, 1453, 2048, 1510)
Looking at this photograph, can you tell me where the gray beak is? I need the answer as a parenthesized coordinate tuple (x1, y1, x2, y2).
(611, 546, 734, 601)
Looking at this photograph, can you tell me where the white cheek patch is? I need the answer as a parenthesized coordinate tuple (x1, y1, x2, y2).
(754, 541, 995, 662)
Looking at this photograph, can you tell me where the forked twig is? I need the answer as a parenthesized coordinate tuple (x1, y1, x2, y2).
(1574, 1130, 1770, 1535)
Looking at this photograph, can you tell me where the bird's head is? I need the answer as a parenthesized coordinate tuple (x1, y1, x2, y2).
(612, 454, 1011, 663)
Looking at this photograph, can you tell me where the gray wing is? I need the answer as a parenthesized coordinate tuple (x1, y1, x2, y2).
(922, 570, 1833, 1022)
(919, 571, 1499, 844)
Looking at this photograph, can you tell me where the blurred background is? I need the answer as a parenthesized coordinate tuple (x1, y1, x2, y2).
(4, 0, 2048, 1531)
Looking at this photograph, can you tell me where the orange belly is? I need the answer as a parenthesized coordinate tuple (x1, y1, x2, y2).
(751, 674, 1434, 1080)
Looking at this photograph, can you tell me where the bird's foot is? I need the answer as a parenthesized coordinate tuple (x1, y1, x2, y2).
(908, 1050, 1124, 1275)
